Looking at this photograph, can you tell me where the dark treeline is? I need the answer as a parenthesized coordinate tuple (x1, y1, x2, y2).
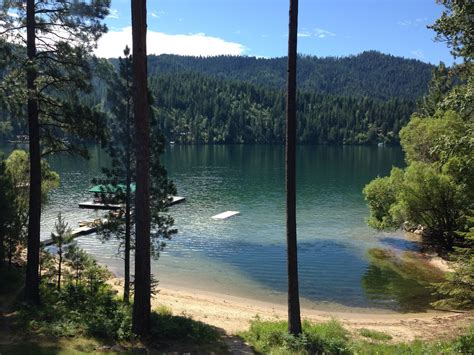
(149, 71, 416, 145)
(107, 51, 429, 145)
(2, 50, 431, 145)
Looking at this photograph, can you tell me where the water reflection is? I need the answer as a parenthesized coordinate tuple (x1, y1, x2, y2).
(362, 248, 445, 312)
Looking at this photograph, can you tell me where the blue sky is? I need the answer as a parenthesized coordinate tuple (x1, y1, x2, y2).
(96, 0, 454, 64)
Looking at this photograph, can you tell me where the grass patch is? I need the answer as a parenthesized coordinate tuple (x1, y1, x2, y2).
(241, 318, 474, 355)
(0, 337, 125, 355)
(358, 328, 393, 341)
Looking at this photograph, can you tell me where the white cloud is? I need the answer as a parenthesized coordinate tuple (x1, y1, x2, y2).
(314, 28, 336, 38)
(284, 28, 335, 39)
(151, 10, 166, 18)
(107, 9, 119, 19)
(297, 31, 311, 37)
(398, 18, 427, 27)
(410, 49, 425, 59)
(95, 27, 248, 58)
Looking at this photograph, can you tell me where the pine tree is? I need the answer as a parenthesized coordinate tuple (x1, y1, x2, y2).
(0, 0, 110, 304)
(131, 0, 151, 337)
(285, 0, 302, 336)
(51, 213, 74, 291)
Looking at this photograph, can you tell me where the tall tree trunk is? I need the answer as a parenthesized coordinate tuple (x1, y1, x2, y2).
(124, 95, 132, 304)
(25, 0, 42, 305)
(286, 0, 302, 336)
(0, 233, 4, 269)
(57, 252, 62, 291)
(131, 0, 151, 337)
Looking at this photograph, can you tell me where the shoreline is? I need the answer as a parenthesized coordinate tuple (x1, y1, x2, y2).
(110, 277, 473, 342)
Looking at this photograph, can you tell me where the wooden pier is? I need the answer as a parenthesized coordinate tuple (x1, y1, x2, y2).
(78, 196, 186, 210)
(168, 196, 186, 206)
(41, 219, 107, 247)
(41, 225, 97, 247)
(78, 201, 123, 210)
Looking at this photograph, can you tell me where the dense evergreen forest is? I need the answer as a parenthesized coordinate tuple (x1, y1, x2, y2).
(114, 51, 432, 145)
(149, 71, 416, 144)
(2, 51, 434, 145)
(144, 51, 433, 101)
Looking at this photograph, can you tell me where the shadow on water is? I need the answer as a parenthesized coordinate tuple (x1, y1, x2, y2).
(362, 248, 445, 312)
(205, 238, 375, 308)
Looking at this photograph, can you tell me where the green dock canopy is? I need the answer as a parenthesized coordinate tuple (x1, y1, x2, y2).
(89, 183, 136, 194)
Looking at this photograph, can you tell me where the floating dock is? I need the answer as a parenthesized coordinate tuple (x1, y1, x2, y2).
(41, 225, 97, 247)
(78, 196, 186, 210)
(168, 196, 186, 206)
(78, 201, 123, 210)
(212, 211, 240, 220)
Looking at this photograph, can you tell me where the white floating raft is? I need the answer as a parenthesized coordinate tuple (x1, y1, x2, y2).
(212, 211, 240, 220)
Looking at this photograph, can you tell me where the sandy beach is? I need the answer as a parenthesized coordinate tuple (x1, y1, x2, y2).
(110, 278, 473, 342)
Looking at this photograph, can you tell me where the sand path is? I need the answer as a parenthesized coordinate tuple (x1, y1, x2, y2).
(110, 279, 473, 343)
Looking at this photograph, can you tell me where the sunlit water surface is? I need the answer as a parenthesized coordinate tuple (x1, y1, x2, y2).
(3, 144, 432, 312)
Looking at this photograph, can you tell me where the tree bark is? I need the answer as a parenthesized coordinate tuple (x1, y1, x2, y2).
(286, 0, 302, 336)
(57, 251, 62, 291)
(25, 0, 42, 305)
(131, 0, 151, 337)
(0, 233, 4, 269)
(124, 84, 132, 304)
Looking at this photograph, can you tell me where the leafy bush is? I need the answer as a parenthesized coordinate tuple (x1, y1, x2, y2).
(17, 279, 132, 341)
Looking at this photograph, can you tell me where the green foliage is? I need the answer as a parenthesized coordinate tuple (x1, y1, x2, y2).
(149, 71, 415, 145)
(351, 324, 474, 354)
(12, 253, 219, 345)
(2, 50, 429, 145)
(358, 328, 392, 341)
(396, 162, 468, 246)
(400, 111, 466, 164)
(239, 318, 349, 354)
(363, 168, 404, 230)
(429, 0, 474, 61)
(242, 318, 474, 355)
(18, 281, 132, 341)
(0, 152, 15, 267)
(365, 110, 472, 247)
(145, 51, 432, 101)
(364, 0, 473, 309)
(0, 1, 110, 157)
(0, 150, 59, 267)
(432, 213, 474, 309)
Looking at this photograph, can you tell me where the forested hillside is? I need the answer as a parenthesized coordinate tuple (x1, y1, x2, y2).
(126, 51, 432, 144)
(143, 51, 433, 101)
(150, 71, 415, 144)
(2, 51, 433, 145)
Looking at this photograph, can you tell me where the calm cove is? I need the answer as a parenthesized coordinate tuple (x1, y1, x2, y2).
(3, 144, 436, 312)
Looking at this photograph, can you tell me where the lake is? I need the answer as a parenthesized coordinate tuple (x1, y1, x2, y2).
(3, 144, 434, 312)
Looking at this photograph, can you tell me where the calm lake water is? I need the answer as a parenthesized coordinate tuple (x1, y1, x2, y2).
(3, 144, 433, 312)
